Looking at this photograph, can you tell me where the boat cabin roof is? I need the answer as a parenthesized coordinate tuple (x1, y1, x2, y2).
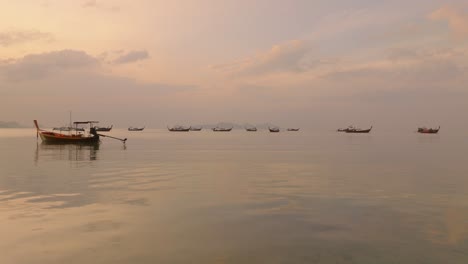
(73, 121, 99, 124)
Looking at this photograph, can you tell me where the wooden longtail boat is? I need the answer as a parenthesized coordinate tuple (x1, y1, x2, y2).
(245, 127, 257, 132)
(212, 127, 232, 132)
(345, 126, 372, 133)
(287, 128, 299, 131)
(34, 120, 100, 144)
(418, 126, 440, 134)
(168, 126, 191, 132)
(128, 126, 145, 131)
(95, 125, 113, 132)
(268, 127, 280, 133)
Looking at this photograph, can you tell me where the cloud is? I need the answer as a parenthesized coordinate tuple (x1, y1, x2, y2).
(212, 40, 313, 76)
(0, 30, 54, 47)
(0, 49, 197, 126)
(82, 0, 97, 8)
(326, 48, 467, 84)
(429, 6, 468, 38)
(81, 0, 119, 12)
(0, 50, 99, 82)
(112, 50, 150, 64)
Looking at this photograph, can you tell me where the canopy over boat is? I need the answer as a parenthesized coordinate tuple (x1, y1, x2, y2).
(73, 121, 99, 124)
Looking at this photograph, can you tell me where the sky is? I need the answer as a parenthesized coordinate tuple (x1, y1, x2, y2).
(0, 0, 467, 129)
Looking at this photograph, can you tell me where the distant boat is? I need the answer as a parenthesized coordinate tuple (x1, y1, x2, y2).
(245, 127, 257, 132)
(35, 120, 100, 144)
(287, 128, 299, 131)
(337, 125, 355, 132)
(95, 125, 113, 132)
(268, 127, 280, 133)
(212, 127, 232, 132)
(189, 126, 202, 131)
(345, 126, 372, 133)
(418, 126, 440, 134)
(168, 126, 191, 132)
(128, 126, 145, 131)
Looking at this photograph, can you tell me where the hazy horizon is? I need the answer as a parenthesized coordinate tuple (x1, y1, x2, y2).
(1, 0, 468, 130)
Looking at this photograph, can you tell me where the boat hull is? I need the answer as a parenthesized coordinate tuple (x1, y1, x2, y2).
(418, 127, 440, 134)
(345, 129, 372, 133)
(39, 131, 100, 144)
(418, 130, 439, 134)
(168, 129, 190, 132)
(344, 126, 372, 134)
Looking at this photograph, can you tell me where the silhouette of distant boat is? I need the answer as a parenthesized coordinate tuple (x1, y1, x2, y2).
(94, 125, 113, 132)
(245, 127, 257, 132)
(268, 127, 280, 133)
(418, 126, 440, 134)
(287, 128, 299, 131)
(168, 126, 190, 132)
(212, 127, 232, 132)
(344, 126, 372, 133)
(128, 126, 145, 131)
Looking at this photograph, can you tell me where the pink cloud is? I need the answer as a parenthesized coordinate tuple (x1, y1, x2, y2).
(212, 40, 312, 76)
(429, 6, 468, 38)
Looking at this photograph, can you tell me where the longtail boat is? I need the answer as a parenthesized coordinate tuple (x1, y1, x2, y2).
(345, 126, 372, 133)
(287, 128, 299, 131)
(418, 126, 440, 134)
(269, 127, 280, 133)
(128, 126, 145, 131)
(245, 127, 257, 132)
(95, 125, 113, 132)
(168, 126, 191, 132)
(34, 120, 100, 144)
(212, 127, 232, 132)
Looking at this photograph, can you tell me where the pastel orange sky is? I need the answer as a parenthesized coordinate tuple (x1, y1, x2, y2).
(1, 0, 467, 129)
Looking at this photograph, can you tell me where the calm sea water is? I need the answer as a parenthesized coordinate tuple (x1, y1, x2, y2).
(0, 128, 467, 263)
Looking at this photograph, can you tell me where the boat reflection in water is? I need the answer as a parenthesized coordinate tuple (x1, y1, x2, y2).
(35, 141, 100, 163)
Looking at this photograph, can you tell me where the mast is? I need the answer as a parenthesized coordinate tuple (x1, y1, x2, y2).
(69, 111, 72, 135)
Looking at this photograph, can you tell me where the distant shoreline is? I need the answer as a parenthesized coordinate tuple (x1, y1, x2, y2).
(0, 121, 24, 128)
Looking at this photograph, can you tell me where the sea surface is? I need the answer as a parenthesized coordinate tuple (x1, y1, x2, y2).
(0, 128, 467, 263)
